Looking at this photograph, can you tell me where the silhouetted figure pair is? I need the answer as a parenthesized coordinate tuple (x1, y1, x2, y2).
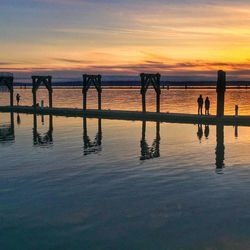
(197, 95, 210, 115)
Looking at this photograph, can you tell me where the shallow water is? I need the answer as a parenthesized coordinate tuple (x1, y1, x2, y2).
(1, 112, 250, 249)
(1, 88, 250, 115)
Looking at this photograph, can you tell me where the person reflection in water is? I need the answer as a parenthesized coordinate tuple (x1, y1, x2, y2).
(204, 125, 209, 139)
(197, 124, 203, 142)
(197, 94, 203, 115)
(205, 97, 210, 115)
(17, 114, 21, 125)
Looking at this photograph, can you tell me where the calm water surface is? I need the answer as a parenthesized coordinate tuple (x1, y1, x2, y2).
(1, 88, 250, 115)
(1, 112, 250, 249)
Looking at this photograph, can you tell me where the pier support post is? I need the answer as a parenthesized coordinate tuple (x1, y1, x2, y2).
(140, 73, 161, 113)
(33, 90, 37, 108)
(32, 76, 53, 109)
(82, 74, 102, 111)
(83, 90, 87, 111)
(142, 94, 146, 112)
(10, 89, 14, 107)
(217, 70, 226, 117)
(156, 92, 160, 113)
(98, 91, 102, 111)
(48, 77, 53, 108)
(0, 74, 14, 106)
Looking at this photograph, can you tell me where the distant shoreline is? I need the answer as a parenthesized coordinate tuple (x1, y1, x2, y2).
(11, 80, 250, 89)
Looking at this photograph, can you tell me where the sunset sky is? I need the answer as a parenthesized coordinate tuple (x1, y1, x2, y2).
(1, 0, 250, 80)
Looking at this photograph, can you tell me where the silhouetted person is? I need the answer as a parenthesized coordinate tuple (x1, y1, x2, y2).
(16, 93, 21, 106)
(197, 95, 203, 115)
(197, 124, 203, 142)
(204, 125, 210, 139)
(205, 97, 210, 115)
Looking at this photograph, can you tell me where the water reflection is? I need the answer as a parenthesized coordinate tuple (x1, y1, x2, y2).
(197, 124, 210, 141)
(216, 124, 225, 173)
(17, 113, 21, 125)
(234, 125, 238, 138)
(83, 118, 102, 155)
(33, 114, 53, 147)
(197, 124, 203, 142)
(0, 112, 15, 144)
(140, 121, 160, 160)
(0, 112, 233, 172)
(205, 125, 210, 139)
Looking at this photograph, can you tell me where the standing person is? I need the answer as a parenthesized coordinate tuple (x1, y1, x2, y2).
(16, 93, 21, 106)
(197, 94, 204, 115)
(205, 97, 210, 115)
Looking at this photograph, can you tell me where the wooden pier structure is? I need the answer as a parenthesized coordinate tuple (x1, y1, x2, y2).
(32, 76, 53, 109)
(1, 70, 250, 126)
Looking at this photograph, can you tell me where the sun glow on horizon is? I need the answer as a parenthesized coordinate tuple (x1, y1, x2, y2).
(1, 0, 250, 80)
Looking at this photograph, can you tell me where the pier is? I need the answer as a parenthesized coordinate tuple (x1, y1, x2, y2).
(1, 71, 250, 126)
(2, 106, 250, 126)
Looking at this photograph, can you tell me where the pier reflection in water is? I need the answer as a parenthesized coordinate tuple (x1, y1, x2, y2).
(0, 112, 14, 144)
(83, 117, 102, 155)
(0, 112, 234, 171)
(196, 123, 225, 171)
(33, 114, 53, 147)
(3, 112, 250, 249)
(140, 121, 160, 160)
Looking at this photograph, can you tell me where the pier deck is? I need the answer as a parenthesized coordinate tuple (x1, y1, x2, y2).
(1, 106, 250, 126)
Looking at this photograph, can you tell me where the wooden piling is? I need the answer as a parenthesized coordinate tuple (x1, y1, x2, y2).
(156, 92, 160, 113)
(32, 76, 53, 109)
(98, 91, 102, 110)
(0, 75, 14, 106)
(82, 74, 102, 111)
(140, 73, 161, 113)
(142, 93, 146, 113)
(217, 70, 226, 117)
